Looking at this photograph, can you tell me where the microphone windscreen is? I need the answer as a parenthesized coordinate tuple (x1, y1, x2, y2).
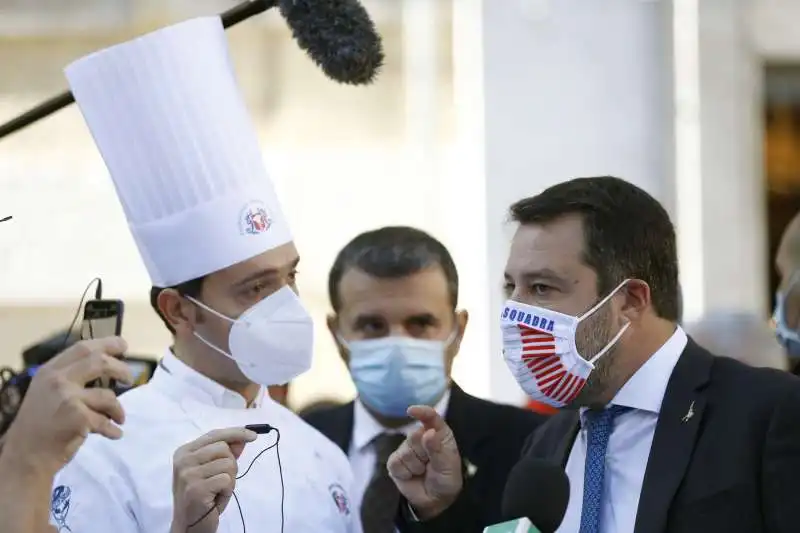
(501, 457, 570, 533)
(279, 0, 384, 85)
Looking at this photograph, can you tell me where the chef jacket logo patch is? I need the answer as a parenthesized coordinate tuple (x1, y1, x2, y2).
(239, 201, 272, 236)
(328, 483, 350, 516)
(51, 485, 72, 532)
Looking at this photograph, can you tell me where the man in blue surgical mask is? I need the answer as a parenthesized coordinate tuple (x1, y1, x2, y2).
(303, 226, 544, 533)
(774, 212, 800, 375)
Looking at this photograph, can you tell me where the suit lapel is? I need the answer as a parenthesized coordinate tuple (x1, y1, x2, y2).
(634, 340, 712, 533)
(445, 383, 482, 479)
(324, 402, 355, 454)
(555, 416, 580, 468)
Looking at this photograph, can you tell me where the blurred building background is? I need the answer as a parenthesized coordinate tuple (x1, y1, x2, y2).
(0, 0, 799, 409)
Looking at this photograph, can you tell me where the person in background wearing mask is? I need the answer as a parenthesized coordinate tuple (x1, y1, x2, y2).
(686, 311, 788, 371)
(0, 338, 132, 533)
(51, 18, 359, 533)
(389, 177, 800, 533)
(303, 226, 544, 533)
(773, 211, 800, 375)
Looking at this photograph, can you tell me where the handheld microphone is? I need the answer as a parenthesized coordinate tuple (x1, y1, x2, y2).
(482, 458, 570, 533)
(0, 0, 383, 140)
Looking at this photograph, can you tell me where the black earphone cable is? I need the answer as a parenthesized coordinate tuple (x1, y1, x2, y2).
(188, 427, 285, 533)
(60, 277, 103, 352)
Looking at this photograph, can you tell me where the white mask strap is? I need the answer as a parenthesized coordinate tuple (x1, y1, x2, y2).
(577, 278, 631, 324)
(442, 328, 459, 347)
(186, 295, 235, 324)
(193, 330, 235, 360)
(185, 296, 237, 360)
(588, 321, 631, 365)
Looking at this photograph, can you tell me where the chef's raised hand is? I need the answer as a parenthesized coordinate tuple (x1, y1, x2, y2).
(1, 337, 132, 476)
(170, 427, 258, 533)
(387, 405, 463, 520)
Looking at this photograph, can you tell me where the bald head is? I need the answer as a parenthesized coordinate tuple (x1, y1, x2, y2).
(686, 311, 788, 371)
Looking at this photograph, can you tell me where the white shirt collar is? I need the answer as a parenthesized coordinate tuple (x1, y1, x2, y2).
(155, 349, 266, 410)
(609, 326, 688, 414)
(352, 388, 451, 452)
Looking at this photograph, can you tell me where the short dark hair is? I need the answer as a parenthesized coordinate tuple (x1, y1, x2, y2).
(328, 226, 459, 312)
(150, 276, 206, 334)
(509, 176, 680, 321)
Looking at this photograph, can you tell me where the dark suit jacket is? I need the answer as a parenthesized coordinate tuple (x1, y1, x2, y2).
(302, 382, 546, 527)
(396, 339, 800, 533)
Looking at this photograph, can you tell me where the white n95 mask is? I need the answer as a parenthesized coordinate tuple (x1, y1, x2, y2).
(500, 280, 630, 408)
(187, 286, 314, 386)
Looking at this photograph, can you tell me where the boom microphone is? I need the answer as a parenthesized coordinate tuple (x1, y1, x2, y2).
(483, 458, 570, 533)
(279, 0, 384, 85)
(0, 0, 383, 140)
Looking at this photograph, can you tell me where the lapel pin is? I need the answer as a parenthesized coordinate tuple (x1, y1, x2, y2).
(681, 400, 695, 423)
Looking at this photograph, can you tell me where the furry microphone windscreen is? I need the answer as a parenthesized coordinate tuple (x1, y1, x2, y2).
(279, 0, 384, 85)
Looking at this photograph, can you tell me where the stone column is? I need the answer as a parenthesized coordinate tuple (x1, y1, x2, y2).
(442, 0, 674, 402)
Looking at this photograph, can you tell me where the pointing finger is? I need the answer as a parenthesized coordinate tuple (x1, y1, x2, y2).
(421, 426, 460, 473)
(407, 405, 447, 432)
(421, 428, 443, 455)
(407, 430, 429, 463)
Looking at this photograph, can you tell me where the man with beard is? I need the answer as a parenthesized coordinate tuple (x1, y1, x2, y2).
(304, 226, 543, 533)
(388, 176, 800, 533)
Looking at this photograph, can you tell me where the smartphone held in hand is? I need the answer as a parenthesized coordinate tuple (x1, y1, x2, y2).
(81, 299, 124, 389)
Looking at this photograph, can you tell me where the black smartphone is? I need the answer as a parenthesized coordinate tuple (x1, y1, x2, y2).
(81, 299, 124, 389)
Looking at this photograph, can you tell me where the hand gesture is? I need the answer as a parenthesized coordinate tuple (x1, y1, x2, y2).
(387, 405, 463, 520)
(170, 427, 257, 533)
(2, 337, 133, 476)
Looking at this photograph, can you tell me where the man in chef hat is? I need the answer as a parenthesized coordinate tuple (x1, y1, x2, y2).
(50, 16, 360, 533)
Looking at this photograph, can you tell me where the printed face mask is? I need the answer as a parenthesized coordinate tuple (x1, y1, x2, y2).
(500, 280, 630, 408)
(340, 332, 456, 418)
(188, 286, 314, 386)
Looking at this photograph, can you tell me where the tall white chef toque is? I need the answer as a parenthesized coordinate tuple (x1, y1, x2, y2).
(64, 17, 312, 387)
(65, 16, 292, 288)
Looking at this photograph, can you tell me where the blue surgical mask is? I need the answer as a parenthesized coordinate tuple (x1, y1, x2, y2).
(774, 291, 800, 359)
(341, 334, 454, 418)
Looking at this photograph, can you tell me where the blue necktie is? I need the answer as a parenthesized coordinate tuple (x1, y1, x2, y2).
(579, 405, 630, 533)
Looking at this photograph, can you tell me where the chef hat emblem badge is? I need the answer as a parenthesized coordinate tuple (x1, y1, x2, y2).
(239, 200, 272, 236)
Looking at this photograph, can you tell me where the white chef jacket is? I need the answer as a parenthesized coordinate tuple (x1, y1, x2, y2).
(49, 350, 361, 533)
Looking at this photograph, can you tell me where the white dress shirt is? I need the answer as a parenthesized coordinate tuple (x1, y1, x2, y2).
(348, 389, 451, 516)
(556, 327, 688, 533)
(51, 350, 361, 533)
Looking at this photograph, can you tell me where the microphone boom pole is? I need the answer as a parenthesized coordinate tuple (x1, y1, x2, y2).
(0, 0, 277, 141)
